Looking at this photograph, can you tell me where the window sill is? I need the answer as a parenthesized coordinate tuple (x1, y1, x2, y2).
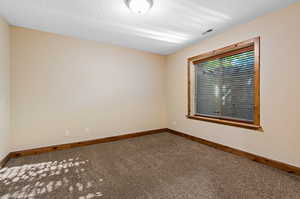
(186, 115, 261, 130)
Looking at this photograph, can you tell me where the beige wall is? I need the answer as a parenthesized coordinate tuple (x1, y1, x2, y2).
(0, 17, 10, 160)
(166, 2, 300, 167)
(10, 27, 166, 151)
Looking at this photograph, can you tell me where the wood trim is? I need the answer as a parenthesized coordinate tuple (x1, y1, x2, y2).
(193, 45, 254, 65)
(253, 37, 261, 125)
(187, 37, 261, 129)
(188, 37, 258, 62)
(187, 60, 191, 116)
(187, 115, 261, 130)
(10, 128, 168, 158)
(0, 153, 11, 168)
(167, 129, 300, 176)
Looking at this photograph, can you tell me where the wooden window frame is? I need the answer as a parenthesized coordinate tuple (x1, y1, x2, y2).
(187, 37, 261, 130)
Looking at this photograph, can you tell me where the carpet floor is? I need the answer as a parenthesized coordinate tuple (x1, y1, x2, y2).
(1, 132, 300, 199)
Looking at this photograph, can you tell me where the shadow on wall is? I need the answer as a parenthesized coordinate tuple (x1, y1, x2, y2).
(0, 157, 103, 198)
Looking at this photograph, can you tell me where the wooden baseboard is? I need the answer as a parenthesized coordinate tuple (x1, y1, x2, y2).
(167, 128, 300, 176)
(6, 128, 300, 176)
(10, 128, 168, 158)
(0, 153, 11, 168)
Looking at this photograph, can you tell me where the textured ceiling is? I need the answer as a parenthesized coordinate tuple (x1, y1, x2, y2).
(0, 0, 298, 54)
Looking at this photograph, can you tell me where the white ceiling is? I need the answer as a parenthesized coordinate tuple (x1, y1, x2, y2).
(0, 0, 298, 54)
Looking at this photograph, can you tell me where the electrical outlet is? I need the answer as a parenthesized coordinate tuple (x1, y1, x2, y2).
(172, 121, 177, 125)
(85, 128, 90, 132)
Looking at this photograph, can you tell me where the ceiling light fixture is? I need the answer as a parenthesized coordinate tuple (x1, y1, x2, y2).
(125, 0, 153, 15)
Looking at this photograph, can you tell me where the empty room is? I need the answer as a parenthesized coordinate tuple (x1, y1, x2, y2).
(1, 0, 300, 198)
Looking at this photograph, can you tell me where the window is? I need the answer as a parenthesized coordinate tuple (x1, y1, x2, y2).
(187, 38, 260, 129)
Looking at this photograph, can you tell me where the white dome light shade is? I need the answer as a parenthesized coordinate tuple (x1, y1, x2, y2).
(125, 0, 153, 15)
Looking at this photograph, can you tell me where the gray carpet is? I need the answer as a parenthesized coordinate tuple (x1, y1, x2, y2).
(1, 132, 300, 199)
